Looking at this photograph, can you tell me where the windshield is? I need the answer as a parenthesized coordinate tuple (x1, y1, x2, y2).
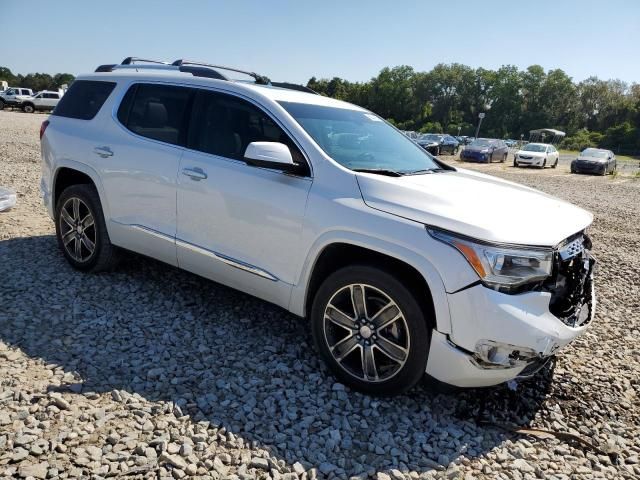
(279, 102, 441, 174)
(469, 139, 494, 148)
(581, 149, 608, 158)
(521, 144, 547, 152)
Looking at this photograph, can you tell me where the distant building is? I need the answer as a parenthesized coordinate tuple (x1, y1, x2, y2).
(1, 80, 7, 91)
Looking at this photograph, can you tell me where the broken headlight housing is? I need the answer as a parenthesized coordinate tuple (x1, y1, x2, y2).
(428, 228, 553, 292)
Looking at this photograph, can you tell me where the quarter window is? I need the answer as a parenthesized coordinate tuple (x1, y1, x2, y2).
(53, 80, 116, 120)
(188, 90, 308, 173)
(117, 84, 193, 146)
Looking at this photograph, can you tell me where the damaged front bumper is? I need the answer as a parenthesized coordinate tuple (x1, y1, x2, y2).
(426, 246, 595, 388)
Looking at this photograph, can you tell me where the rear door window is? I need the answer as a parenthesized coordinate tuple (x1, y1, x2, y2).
(52, 80, 116, 120)
(117, 84, 193, 146)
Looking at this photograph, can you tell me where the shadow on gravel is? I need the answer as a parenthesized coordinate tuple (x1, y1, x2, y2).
(0, 235, 554, 476)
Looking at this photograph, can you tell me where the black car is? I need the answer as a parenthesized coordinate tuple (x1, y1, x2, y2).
(460, 138, 509, 163)
(416, 133, 460, 155)
(571, 148, 617, 175)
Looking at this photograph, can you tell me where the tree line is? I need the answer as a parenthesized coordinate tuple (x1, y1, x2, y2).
(2, 64, 638, 154)
(307, 64, 640, 154)
(0, 67, 74, 94)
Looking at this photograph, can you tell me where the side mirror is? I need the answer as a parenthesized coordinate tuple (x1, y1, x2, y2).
(244, 142, 295, 171)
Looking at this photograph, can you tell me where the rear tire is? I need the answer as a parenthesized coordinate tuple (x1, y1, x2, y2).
(55, 184, 120, 272)
(502, 153, 507, 163)
(311, 265, 430, 395)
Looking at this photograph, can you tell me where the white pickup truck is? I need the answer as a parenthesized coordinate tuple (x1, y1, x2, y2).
(0, 87, 34, 109)
(21, 90, 63, 113)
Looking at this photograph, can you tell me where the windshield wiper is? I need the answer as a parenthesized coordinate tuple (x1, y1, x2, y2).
(352, 168, 404, 177)
(404, 168, 449, 175)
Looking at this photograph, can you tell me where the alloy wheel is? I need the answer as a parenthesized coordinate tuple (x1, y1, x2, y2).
(323, 284, 410, 382)
(59, 197, 96, 262)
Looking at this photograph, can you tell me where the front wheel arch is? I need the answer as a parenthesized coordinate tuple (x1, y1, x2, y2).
(304, 243, 437, 332)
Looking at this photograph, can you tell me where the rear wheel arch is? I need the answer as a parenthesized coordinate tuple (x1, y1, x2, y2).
(53, 167, 96, 210)
(52, 166, 112, 224)
(304, 243, 437, 332)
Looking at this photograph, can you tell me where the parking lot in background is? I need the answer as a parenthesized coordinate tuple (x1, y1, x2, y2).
(451, 149, 640, 176)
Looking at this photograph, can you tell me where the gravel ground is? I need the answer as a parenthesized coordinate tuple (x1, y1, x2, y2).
(0, 110, 639, 480)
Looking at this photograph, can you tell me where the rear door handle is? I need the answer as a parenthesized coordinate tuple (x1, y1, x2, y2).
(93, 146, 113, 158)
(182, 167, 208, 181)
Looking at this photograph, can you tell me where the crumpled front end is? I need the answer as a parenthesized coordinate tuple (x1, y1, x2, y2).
(426, 232, 596, 387)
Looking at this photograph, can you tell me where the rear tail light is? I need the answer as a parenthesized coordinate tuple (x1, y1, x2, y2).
(39, 120, 49, 140)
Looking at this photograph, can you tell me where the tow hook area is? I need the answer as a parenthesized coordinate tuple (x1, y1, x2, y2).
(472, 340, 540, 369)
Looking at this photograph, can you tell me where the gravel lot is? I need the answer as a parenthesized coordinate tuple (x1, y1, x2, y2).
(1, 110, 639, 479)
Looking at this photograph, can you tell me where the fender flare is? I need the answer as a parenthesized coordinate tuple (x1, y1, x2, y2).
(289, 230, 452, 334)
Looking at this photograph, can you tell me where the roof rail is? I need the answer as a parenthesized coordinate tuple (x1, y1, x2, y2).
(121, 57, 169, 66)
(271, 82, 318, 95)
(171, 59, 271, 85)
(94, 57, 316, 94)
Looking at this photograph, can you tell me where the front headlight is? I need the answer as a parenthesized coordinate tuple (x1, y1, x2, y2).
(428, 228, 553, 291)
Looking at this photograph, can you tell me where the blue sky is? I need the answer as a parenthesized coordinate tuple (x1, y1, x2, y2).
(1, 0, 638, 84)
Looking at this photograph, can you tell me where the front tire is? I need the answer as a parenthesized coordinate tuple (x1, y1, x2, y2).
(311, 265, 430, 395)
(23, 103, 35, 113)
(552, 158, 558, 169)
(0, 100, 5, 110)
(502, 153, 507, 163)
(55, 184, 119, 272)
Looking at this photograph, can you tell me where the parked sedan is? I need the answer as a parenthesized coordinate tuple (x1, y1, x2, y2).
(416, 134, 440, 155)
(571, 148, 616, 175)
(460, 138, 509, 163)
(417, 134, 459, 155)
(513, 143, 559, 168)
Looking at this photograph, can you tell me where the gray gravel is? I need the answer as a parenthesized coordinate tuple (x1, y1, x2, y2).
(1, 110, 639, 479)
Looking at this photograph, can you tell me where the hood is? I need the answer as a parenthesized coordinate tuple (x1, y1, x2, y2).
(417, 140, 439, 147)
(516, 150, 546, 158)
(577, 155, 607, 163)
(356, 168, 593, 246)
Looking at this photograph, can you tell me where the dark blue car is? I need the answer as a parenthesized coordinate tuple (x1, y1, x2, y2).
(460, 138, 509, 163)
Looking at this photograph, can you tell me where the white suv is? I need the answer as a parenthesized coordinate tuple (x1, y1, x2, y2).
(40, 58, 596, 395)
(21, 90, 63, 113)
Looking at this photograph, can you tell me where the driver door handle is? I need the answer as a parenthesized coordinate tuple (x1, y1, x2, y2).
(182, 167, 208, 181)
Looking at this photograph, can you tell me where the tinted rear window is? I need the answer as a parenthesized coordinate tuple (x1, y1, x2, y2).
(52, 80, 116, 120)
